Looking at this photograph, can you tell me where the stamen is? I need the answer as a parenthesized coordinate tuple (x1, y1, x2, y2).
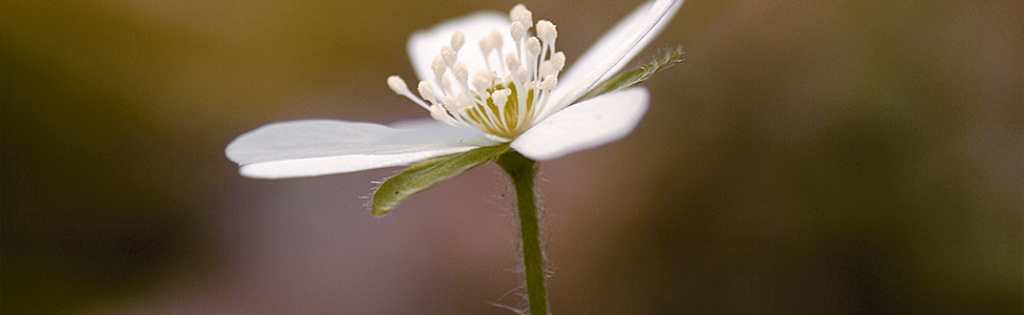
(491, 89, 512, 131)
(540, 61, 553, 77)
(429, 104, 454, 124)
(450, 32, 465, 51)
(387, 75, 410, 95)
(441, 95, 457, 109)
(550, 52, 565, 73)
(525, 37, 542, 80)
(479, 32, 497, 73)
(510, 22, 526, 42)
(505, 53, 521, 75)
(489, 29, 504, 52)
(452, 62, 469, 88)
(526, 37, 542, 59)
(387, 76, 429, 109)
(431, 56, 446, 79)
(440, 75, 452, 94)
(510, 4, 533, 29)
(391, 3, 568, 139)
(441, 45, 458, 67)
(510, 21, 526, 64)
(514, 67, 529, 85)
(536, 20, 557, 44)
(472, 71, 492, 96)
(479, 34, 494, 57)
(480, 91, 502, 125)
(540, 75, 557, 91)
(417, 80, 436, 103)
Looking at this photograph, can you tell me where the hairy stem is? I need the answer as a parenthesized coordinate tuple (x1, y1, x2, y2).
(497, 151, 549, 315)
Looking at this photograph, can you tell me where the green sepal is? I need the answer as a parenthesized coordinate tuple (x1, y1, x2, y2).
(371, 143, 511, 217)
(581, 46, 685, 101)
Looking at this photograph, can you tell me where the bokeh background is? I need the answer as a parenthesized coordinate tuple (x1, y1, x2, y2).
(3, 0, 1021, 314)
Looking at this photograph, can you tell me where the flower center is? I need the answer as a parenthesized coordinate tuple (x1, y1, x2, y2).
(388, 4, 565, 141)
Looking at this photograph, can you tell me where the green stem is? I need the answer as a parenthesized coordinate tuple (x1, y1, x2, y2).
(497, 151, 549, 315)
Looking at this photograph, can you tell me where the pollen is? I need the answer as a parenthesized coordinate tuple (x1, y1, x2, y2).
(388, 4, 565, 141)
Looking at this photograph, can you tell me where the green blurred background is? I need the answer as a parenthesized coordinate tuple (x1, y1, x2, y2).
(3, 0, 1021, 314)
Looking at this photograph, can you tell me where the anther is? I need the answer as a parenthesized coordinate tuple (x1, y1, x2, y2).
(510, 4, 533, 29)
(441, 45, 458, 67)
(442, 95, 457, 108)
(429, 104, 452, 123)
(431, 56, 447, 79)
(490, 29, 504, 51)
(417, 81, 436, 103)
(536, 20, 557, 44)
(440, 75, 452, 93)
(540, 75, 557, 91)
(515, 67, 529, 84)
(505, 53, 521, 73)
(510, 22, 526, 42)
(526, 37, 541, 58)
(450, 32, 465, 51)
(551, 52, 566, 73)
(388, 75, 429, 109)
(472, 71, 492, 95)
(540, 60, 553, 77)
(452, 62, 469, 85)
(387, 75, 410, 95)
(479, 35, 494, 56)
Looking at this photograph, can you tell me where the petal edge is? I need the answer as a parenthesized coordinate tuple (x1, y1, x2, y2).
(548, 0, 682, 113)
(226, 120, 497, 178)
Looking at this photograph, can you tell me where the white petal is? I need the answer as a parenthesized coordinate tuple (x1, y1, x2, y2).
(407, 12, 512, 83)
(511, 87, 649, 161)
(225, 120, 498, 178)
(548, 0, 682, 111)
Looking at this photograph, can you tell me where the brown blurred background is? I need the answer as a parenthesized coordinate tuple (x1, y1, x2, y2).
(2, 0, 1021, 314)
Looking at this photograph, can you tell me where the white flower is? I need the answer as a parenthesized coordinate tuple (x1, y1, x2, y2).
(226, 0, 682, 179)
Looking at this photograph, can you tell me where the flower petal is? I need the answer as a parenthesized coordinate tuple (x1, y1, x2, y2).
(407, 12, 512, 83)
(225, 120, 498, 178)
(511, 87, 649, 161)
(548, 0, 682, 112)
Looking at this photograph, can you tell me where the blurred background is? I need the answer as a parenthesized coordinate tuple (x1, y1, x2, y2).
(3, 0, 1021, 314)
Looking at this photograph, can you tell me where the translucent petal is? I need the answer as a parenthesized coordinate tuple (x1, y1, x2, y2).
(511, 87, 649, 161)
(407, 12, 512, 84)
(225, 120, 498, 178)
(547, 0, 682, 113)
